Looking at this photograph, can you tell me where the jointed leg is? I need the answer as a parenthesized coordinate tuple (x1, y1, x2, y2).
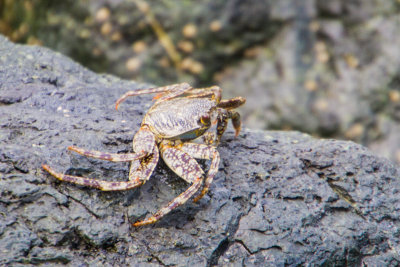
(115, 83, 191, 109)
(217, 96, 246, 110)
(201, 131, 218, 146)
(129, 145, 159, 184)
(67, 125, 156, 163)
(182, 85, 222, 102)
(212, 108, 242, 145)
(133, 177, 203, 227)
(159, 142, 205, 182)
(217, 96, 245, 135)
(215, 110, 229, 145)
(68, 146, 145, 162)
(230, 111, 242, 137)
(178, 143, 220, 202)
(152, 83, 194, 103)
(132, 125, 156, 155)
(42, 164, 144, 191)
(42, 144, 159, 191)
(133, 142, 205, 226)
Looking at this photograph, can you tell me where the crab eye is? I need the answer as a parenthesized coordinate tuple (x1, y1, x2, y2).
(200, 115, 211, 125)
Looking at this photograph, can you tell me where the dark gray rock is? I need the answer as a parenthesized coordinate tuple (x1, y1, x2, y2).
(1, 35, 400, 266)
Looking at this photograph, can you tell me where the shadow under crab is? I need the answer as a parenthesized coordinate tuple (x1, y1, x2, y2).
(42, 83, 245, 226)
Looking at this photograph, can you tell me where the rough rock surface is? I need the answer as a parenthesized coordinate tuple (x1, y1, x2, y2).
(1, 36, 400, 266)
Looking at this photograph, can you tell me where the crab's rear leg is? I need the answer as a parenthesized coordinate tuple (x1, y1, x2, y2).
(115, 83, 191, 109)
(152, 83, 193, 102)
(43, 126, 158, 191)
(42, 144, 159, 191)
(180, 85, 222, 102)
(178, 143, 220, 202)
(133, 142, 205, 227)
(153, 85, 222, 103)
(67, 125, 155, 162)
(67, 146, 145, 162)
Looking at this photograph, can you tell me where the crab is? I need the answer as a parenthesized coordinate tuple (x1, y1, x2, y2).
(42, 83, 245, 226)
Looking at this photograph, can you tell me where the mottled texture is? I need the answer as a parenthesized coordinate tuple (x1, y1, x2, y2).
(1, 36, 400, 265)
(144, 97, 215, 139)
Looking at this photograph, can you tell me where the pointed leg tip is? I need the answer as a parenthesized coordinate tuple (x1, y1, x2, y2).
(42, 164, 60, 178)
(67, 146, 79, 152)
(115, 97, 125, 110)
(152, 93, 163, 100)
(132, 217, 157, 227)
(193, 188, 208, 203)
(234, 129, 241, 137)
(42, 164, 57, 175)
(132, 222, 142, 227)
(42, 164, 50, 171)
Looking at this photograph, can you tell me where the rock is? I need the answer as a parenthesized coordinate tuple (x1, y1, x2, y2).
(1, 35, 399, 265)
(220, 4, 400, 163)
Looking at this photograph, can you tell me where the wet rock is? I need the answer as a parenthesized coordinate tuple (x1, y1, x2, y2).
(1, 36, 399, 265)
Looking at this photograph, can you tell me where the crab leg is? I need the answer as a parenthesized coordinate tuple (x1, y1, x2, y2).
(115, 83, 191, 109)
(43, 125, 159, 191)
(179, 85, 222, 102)
(178, 143, 220, 202)
(215, 110, 229, 145)
(133, 143, 205, 226)
(65, 125, 155, 162)
(217, 96, 246, 110)
(68, 146, 145, 162)
(152, 83, 194, 103)
(133, 177, 203, 227)
(42, 144, 159, 191)
(129, 145, 159, 184)
(217, 109, 242, 141)
(132, 125, 156, 155)
(42, 164, 145, 190)
(213, 96, 245, 141)
(230, 111, 242, 137)
(203, 108, 243, 146)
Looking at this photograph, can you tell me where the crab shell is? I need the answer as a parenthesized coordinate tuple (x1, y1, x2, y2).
(143, 97, 216, 141)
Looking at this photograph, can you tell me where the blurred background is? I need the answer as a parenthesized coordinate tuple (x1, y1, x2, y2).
(1, 0, 400, 163)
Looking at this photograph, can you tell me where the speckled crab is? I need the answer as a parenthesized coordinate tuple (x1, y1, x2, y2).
(42, 83, 245, 226)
